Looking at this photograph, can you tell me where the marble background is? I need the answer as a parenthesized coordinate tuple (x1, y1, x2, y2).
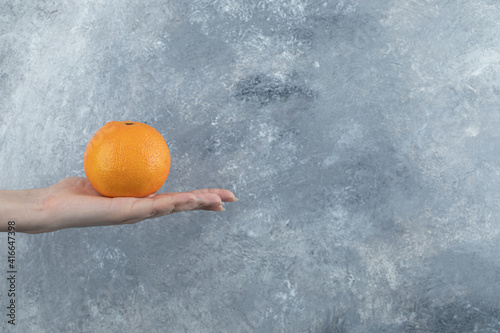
(1, 0, 500, 332)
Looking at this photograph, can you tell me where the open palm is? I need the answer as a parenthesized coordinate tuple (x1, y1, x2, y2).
(28, 177, 236, 233)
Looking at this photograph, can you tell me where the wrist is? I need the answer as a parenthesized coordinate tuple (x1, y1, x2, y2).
(0, 188, 46, 234)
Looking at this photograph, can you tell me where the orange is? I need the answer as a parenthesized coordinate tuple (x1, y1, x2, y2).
(83, 121, 171, 197)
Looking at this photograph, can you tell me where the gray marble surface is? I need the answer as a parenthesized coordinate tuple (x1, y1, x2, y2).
(1, 0, 500, 332)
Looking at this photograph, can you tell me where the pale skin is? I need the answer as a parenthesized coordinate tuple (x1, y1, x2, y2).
(0, 177, 238, 234)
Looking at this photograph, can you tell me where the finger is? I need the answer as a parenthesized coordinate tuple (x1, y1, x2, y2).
(187, 189, 238, 202)
(145, 192, 223, 216)
(198, 203, 225, 212)
(170, 192, 224, 213)
(112, 190, 234, 224)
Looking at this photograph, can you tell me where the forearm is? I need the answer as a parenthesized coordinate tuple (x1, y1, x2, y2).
(0, 189, 45, 234)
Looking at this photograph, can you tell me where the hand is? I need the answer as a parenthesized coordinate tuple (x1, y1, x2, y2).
(1, 177, 237, 234)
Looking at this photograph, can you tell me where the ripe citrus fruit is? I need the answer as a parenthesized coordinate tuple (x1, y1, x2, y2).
(83, 121, 171, 197)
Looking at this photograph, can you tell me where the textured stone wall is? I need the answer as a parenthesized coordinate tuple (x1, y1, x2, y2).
(1, 0, 500, 331)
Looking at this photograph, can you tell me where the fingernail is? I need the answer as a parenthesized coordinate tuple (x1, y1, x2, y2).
(233, 197, 239, 202)
(220, 206, 226, 211)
